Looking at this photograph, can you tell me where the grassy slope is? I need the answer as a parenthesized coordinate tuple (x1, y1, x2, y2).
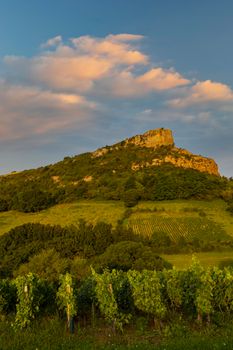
(161, 252, 233, 269)
(0, 200, 125, 236)
(0, 199, 232, 238)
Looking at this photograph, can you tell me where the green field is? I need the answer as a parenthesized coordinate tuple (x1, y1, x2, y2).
(0, 199, 232, 242)
(127, 199, 233, 241)
(162, 251, 233, 269)
(0, 200, 125, 236)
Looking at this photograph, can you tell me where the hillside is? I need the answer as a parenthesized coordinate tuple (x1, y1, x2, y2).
(0, 198, 232, 239)
(0, 128, 231, 214)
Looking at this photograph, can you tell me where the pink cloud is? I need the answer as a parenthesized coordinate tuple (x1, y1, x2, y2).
(4, 34, 191, 98)
(169, 80, 233, 108)
(104, 68, 190, 97)
(0, 81, 96, 140)
(31, 56, 113, 91)
(70, 34, 148, 65)
(136, 68, 190, 91)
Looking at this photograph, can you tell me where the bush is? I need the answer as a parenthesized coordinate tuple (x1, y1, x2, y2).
(123, 189, 139, 207)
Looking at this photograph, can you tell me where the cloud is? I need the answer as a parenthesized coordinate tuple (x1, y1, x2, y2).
(136, 68, 190, 91)
(3, 34, 189, 96)
(1, 33, 233, 145)
(0, 80, 96, 140)
(70, 34, 148, 65)
(169, 80, 233, 108)
(41, 35, 62, 48)
(100, 68, 190, 97)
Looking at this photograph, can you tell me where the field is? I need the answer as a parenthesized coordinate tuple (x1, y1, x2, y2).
(0, 200, 125, 236)
(161, 251, 233, 269)
(1, 201, 233, 348)
(0, 198, 232, 245)
(126, 199, 233, 242)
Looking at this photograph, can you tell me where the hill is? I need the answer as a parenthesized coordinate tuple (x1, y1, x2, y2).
(0, 128, 231, 213)
(0, 198, 232, 240)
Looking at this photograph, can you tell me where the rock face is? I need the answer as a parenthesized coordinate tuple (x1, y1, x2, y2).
(125, 128, 174, 148)
(163, 150, 219, 176)
(92, 128, 220, 176)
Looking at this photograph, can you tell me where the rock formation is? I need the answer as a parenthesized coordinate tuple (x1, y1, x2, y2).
(125, 128, 174, 148)
(92, 128, 220, 176)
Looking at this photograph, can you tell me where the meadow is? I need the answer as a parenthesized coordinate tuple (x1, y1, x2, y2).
(161, 251, 233, 269)
(0, 200, 125, 236)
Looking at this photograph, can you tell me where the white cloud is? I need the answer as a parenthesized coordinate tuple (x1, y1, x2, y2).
(41, 35, 62, 48)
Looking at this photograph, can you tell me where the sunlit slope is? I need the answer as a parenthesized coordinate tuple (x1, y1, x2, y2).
(0, 200, 125, 236)
(0, 199, 232, 240)
(126, 200, 233, 240)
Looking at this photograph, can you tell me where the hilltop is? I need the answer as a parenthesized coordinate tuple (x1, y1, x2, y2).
(93, 128, 219, 176)
(0, 128, 231, 213)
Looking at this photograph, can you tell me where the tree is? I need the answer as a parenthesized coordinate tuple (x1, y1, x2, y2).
(96, 241, 172, 272)
(123, 189, 139, 207)
(14, 249, 69, 282)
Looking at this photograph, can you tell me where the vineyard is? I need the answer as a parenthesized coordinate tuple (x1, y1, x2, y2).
(2, 261, 233, 332)
(127, 213, 230, 242)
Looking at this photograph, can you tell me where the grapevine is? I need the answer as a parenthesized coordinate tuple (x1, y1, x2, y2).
(127, 269, 166, 327)
(57, 273, 77, 332)
(13, 273, 42, 330)
(92, 268, 131, 332)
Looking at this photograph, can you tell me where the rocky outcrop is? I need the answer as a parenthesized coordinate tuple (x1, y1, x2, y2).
(163, 151, 219, 176)
(92, 128, 220, 176)
(125, 128, 174, 148)
(131, 149, 219, 176)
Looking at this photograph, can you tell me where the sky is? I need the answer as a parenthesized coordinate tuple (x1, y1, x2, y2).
(0, 0, 232, 177)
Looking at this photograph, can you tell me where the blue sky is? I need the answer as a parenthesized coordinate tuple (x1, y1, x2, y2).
(0, 0, 232, 176)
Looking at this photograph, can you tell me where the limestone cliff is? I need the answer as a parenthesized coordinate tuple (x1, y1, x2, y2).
(125, 128, 174, 148)
(92, 128, 220, 176)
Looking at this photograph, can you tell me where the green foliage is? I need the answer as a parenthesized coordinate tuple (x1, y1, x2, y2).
(92, 268, 132, 332)
(96, 241, 172, 271)
(0, 279, 17, 315)
(219, 259, 233, 269)
(14, 249, 69, 282)
(0, 140, 229, 211)
(57, 273, 77, 320)
(13, 273, 43, 329)
(127, 269, 166, 323)
(227, 200, 233, 215)
(8, 182, 56, 213)
(123, 189, 139, 207)
(0, 198, 9, 212)
(163, 268, 183, 309)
